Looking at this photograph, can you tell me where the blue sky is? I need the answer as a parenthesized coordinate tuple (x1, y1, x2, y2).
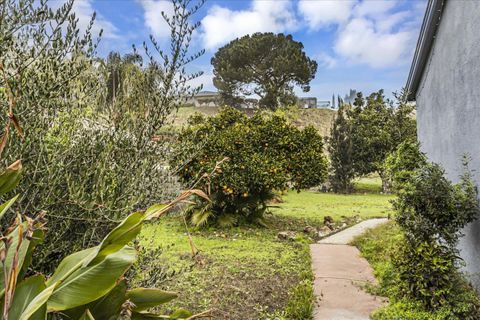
(71, 0, 428, 100)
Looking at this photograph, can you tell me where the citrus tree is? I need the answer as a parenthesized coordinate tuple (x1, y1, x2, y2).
(170, 107, 328, 226)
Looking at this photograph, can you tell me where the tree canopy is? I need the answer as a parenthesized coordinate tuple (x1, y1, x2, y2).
(211, 32, 317, 110)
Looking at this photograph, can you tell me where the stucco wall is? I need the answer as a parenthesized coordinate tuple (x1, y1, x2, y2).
(416, 1, 480, 288)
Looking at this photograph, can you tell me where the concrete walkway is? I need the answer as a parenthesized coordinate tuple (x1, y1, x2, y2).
(311, 218, 388, 320)
(319, 218, 389, 245)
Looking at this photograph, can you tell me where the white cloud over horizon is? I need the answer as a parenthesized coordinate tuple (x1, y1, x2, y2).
(298, 0, 416, 68)
(196, 0, 419, 69)
(200, 0, 298, 50)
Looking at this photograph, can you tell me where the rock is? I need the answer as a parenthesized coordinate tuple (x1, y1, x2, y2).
(318, 226, 332, 238)
(325, 221, 335, 231)
(277, 231, 296, 241)
(303, 225, 317, 235)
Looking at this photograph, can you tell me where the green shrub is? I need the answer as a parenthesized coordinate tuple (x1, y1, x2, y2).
(394, 160, 479, 249)
(384, 140, 426, 191)
(0, 161, 206, 319)
(354, 222, 480, 320)
(391, 159, 480, 313)
(170, 107, 328, 226)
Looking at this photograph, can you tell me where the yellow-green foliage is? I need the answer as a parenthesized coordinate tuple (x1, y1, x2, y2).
(171, 107, 328, 226)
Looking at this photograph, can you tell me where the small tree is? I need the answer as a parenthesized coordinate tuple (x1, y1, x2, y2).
(348, 89, 417, 191)
(393, 158, 480, 311)
(170, 107, 328, 226)
(211, 33, 317, 110)
(328, 104, 355, 193)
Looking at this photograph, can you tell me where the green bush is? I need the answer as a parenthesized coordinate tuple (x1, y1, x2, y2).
(0, 161, 202, 319)
(394, 160, 479, 249)
(392, 159, 480, 313)
(354, 222, 480, 320)
(170, 107, 328, 226)
(384, 140, 426, 191)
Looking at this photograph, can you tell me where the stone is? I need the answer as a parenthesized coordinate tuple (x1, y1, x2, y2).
(303, 225, 317, 235)
(277, 231, 296, 241)
(318, 226, 332, 238)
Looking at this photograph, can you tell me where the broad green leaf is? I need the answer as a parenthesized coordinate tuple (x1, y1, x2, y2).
(19, 284, 55, 320)
(127, 288, 178, 312)
(46, 247, 96, 287)
(84, 212, 145, 266)
(145, 204, 168, 219)
(62, 280, 127, 320)
(0, 194, 19, 221)
(0, 160, 22, 197)
(8, 275, 47, 320)
(79, 310, 95, 320)
(0, 222, 32, 297)
(87, 280, 127, 320)
(47, 246, 136, 311)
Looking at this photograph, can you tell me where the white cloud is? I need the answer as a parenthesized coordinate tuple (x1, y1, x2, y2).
(139, 0, 174, 38)
(353, 1, 397, 18)
(316, 52, 337, 69)
(72, 0, 119, 39)
(296, 0, 417, 68)
(200, 0, 298, 50)
(298, 0, 355, 30)
(334, 18, 412, 68)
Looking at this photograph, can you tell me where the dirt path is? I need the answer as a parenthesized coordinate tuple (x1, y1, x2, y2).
(311, 218, 388, 320)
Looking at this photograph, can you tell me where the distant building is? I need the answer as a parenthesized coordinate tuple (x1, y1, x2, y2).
(317, 100, 331, 108)
(343, 89, 357, 104)
(190, 91, 220, 107)
(297, 97, 317, 109)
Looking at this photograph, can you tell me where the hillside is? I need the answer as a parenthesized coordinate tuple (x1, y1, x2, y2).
(169, 106, 336, 137)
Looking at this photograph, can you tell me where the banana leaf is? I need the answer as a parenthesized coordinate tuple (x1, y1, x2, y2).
(127, 288, 178, 311)
(7, 275, 47, 320)
(47, 246, 136, 311)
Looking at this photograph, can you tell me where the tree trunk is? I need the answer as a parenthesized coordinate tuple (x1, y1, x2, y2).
(378, 170, 391, 194)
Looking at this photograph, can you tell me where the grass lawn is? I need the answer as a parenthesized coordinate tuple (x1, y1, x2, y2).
(134, 181, 394, 319)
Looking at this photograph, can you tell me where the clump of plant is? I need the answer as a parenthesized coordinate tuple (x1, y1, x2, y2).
(0, 160, 208, 320)
(384, 140, 427, 191)
(392, 158, 480, 317)
(0, 0, 205, 273)
(170, 107, 328, 226)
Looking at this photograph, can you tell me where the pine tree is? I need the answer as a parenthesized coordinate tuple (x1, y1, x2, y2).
(328, 104, 355, 193)
(332, 93, 336, 109)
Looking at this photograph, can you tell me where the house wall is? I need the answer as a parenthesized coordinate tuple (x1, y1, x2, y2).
(416, 1, 480, 289)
